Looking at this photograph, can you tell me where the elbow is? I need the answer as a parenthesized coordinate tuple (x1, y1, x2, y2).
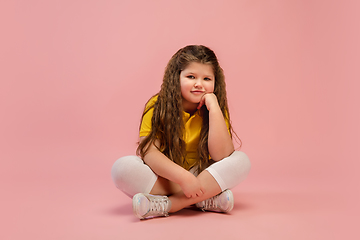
(210, 146, 235, 161)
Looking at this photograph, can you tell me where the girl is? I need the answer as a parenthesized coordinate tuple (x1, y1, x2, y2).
(111, 45, 251, 219)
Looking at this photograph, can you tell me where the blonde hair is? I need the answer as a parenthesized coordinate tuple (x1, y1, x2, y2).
(137, 45, 240, 172)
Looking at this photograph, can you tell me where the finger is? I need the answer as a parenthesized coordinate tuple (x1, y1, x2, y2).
(197, 95, 206, 109)
(197, 99, 204, 109)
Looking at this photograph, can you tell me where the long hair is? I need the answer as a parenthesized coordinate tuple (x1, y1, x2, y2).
(136, 45, 240, 172)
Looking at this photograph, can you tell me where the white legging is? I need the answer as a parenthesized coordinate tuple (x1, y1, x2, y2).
(111, 151, 251, 198)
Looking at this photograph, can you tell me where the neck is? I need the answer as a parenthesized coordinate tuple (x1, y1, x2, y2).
(182, 102, 198, 116)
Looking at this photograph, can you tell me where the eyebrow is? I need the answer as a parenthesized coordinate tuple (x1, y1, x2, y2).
(186, 72, 214, 78)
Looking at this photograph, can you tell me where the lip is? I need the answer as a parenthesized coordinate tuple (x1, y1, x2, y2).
(191, 90, 205, 94)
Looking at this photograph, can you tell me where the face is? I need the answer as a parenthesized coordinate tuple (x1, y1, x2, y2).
(179, 62, 215, 113)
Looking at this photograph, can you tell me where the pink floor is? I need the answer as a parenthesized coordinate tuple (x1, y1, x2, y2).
(2, 143, 359, 240)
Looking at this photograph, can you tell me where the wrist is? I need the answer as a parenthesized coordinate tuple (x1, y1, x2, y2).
(208, 102, 221, 113)
(178, 170, 195, 186)
(207, 94, 220, 111)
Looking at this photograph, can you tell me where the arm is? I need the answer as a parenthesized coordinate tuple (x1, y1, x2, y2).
(197, 93, 234, 161)
(140, 137, 205, 198)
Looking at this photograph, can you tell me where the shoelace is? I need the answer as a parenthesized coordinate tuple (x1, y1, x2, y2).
(147, 196, 169, 217)
(202, 195, 218, 211)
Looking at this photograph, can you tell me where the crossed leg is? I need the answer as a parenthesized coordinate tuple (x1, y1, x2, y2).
(112, 151, 251, 213)
(149, 170, 222, 213)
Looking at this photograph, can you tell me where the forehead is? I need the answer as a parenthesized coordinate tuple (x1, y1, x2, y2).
(182, 62, 214, 76)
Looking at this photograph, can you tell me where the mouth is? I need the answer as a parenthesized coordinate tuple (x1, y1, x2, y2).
(191, 90, 205, 94)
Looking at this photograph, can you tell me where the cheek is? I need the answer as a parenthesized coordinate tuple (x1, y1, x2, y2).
(180, 82, 188, 96)
(180, 80, 191, 90)
(206, 82, 215, 92)
(179, 79, 185, 90)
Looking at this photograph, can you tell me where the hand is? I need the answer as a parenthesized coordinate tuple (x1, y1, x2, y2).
(179, 172, 205, 198)
(197, 93, 220, 111)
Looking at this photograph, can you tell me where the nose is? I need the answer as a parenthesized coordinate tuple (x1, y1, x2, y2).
(194, 78, 202, 88)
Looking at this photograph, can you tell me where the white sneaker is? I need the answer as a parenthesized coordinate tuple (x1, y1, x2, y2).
(132, 193, 172, 219)
(196, 189, 234, 213)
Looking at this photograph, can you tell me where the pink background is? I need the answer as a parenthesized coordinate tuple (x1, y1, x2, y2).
(1, 0, 359, 239)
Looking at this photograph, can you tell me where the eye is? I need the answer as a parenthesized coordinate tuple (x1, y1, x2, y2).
(187, 75, 195, 79)
(204, 77, 212, 81)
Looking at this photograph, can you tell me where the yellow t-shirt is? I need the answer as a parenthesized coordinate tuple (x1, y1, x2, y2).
(139, 95, 230, 169)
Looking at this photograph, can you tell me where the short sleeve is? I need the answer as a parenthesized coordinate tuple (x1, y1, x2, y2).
(139, 96, 158, 137)
(224, 110, 231, 135)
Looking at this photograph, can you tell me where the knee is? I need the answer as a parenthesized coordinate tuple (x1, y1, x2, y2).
(230, 151, 251, 179)
(111, 155, 139, 187)
(207, 151, 251, 190)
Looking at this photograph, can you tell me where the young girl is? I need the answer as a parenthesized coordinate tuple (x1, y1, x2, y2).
(111, 45, 251, 219)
